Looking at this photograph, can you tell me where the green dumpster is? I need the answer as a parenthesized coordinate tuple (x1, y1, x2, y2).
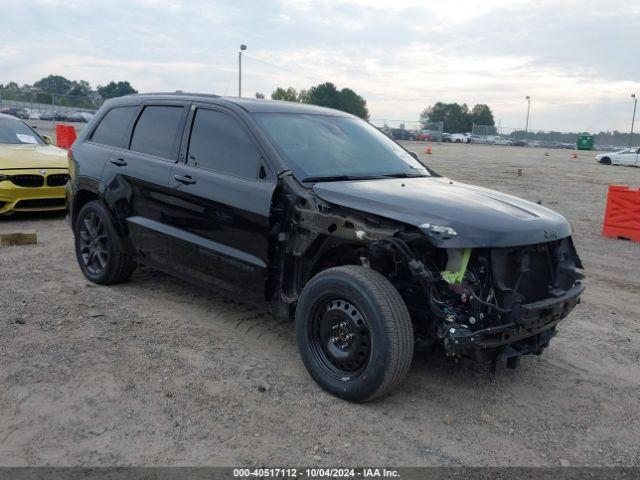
(577, 134, 593, 151)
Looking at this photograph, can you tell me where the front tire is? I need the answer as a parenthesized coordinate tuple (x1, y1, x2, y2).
(74, 200, 136, 285)
(600, 157, 611, 165)
(295, 266, 414, 402)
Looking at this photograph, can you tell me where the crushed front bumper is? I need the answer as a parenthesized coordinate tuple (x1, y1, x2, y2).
(443, 282, 584, 359)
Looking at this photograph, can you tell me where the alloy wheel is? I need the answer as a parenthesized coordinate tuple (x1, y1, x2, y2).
(78, 212, 109, 275)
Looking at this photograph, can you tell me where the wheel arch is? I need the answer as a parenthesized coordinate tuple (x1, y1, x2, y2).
(309, 241, 363, 277)
(72, 187, 128, 240)
(71, 188, 100, 229)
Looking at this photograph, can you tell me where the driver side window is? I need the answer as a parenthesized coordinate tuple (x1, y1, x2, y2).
(187, 109, 262, 180)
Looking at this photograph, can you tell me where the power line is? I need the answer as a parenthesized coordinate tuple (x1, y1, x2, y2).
(242, 54, 322, 84)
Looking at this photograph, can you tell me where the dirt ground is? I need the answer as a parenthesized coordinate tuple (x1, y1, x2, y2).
(1, 143, 639, 467)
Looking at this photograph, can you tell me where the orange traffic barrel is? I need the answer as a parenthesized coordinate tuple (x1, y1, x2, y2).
(56, 124, 77, 149)
(602, 185, 640, 242)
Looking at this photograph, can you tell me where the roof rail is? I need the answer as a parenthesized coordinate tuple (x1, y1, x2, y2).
(124, 91, 221, 98)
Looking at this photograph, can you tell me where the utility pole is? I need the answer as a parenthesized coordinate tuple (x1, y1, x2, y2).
(238, 44, 247, 97)
(630, 93, 637, 148)
(524, 96, 531, 141)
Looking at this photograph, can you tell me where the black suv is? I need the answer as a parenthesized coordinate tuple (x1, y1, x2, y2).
(68, 93, 584, 401)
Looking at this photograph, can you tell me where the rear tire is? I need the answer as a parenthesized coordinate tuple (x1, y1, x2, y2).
(74, 200, 135, 285)
(295, 266, 414, 402)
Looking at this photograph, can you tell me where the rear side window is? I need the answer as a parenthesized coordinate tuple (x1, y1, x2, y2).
(90, 106, 137, 147)
(187, 109, 261, 179)
(130, 106, 184, 159)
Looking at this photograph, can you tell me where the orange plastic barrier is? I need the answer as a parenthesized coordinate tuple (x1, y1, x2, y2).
(56, 124, 77, 149)
(602, 185, 640, 242)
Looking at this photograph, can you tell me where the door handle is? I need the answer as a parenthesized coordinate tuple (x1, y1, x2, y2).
(110, 158, 127, 167)
(174, 174, 196, 185)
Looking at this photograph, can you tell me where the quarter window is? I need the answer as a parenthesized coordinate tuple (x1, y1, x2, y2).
(130, 106, 184, 159)
(90, 106, 137, 148)
(187, 109, 261, 179)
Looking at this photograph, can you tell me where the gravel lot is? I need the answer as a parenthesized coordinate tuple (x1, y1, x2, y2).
(1, 143, 639, 466)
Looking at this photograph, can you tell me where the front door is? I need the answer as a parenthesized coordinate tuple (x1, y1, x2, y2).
(165, 105, 276, 295)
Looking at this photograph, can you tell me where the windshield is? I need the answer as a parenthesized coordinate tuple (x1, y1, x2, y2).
(0, 118, 45, 145)
(253, 113, 430, 181)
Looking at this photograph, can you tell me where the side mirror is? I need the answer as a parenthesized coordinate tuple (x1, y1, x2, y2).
(409, 151, 419, 160)
(42, 135, 54, 145)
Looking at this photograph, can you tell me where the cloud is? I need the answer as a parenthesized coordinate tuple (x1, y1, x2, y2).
(0, 0, 638, 131)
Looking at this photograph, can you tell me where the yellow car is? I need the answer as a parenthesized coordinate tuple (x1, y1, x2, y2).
(0, 113, 69, 215)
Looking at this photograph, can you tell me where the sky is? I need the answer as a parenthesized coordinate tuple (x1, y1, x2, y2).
(1, 0, 638, 133)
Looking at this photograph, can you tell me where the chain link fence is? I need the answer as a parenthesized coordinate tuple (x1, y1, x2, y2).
(471, 123, 498, 137)
(370, 119, 444, 141)
(0, 88, 100, 142)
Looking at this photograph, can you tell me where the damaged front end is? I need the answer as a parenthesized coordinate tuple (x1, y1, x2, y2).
(276, 175, 585, 370)
(395, 236, 584, 369)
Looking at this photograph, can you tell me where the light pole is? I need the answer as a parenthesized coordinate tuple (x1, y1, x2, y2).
(524, 95, 531, 141)
(238, 44, 247, 97)
(630, 93, 637, 147)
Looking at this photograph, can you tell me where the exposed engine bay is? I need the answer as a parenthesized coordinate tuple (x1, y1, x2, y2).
(383, 236, 584, 368)
(276, 182, 585, 370)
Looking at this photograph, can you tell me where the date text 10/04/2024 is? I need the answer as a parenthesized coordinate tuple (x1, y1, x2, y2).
(233, 468, 400, 478)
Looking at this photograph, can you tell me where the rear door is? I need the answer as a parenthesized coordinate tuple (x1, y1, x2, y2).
(101, 102, 188, 266)
(165, 104, 276, 294)
(76, 105, 138, 182)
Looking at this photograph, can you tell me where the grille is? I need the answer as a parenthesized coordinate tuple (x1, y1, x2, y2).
(492, 243, 555, 303)
(47, 174, 70, 187)
(15, 198, 66, 209)
(11, 174, 44, 188)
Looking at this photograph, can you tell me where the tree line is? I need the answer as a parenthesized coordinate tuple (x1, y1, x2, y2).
(270, 82, 369, 119)
(0, 75, 138, 109)
(3, 77, 631, 146)
(420, 102, 495, 133)
(419, 102, 632, 146)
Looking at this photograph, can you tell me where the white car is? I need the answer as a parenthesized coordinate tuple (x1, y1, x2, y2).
(469, 134, 488, 144)
(492, 137, 513, 146)
(449, 133, 470, 143)
(595, 148, 639, 166)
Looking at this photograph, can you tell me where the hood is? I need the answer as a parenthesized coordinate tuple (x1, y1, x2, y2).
(312, 177, 572, 248)
(0, 144, 68, 171)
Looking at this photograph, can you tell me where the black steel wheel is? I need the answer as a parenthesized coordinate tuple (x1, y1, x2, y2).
(296, 266, 414, 402)
(74, 200, 135, 284)
(309, 298, 371, 379)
